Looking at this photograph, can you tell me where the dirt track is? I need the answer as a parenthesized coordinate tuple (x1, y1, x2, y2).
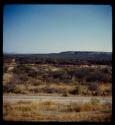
(3, 95, 112, 104)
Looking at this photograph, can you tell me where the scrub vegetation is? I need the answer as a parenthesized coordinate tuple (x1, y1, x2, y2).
(3, 52, 112, 121)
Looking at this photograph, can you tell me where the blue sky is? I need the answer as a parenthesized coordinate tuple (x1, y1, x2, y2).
(3, 5, 112, 53)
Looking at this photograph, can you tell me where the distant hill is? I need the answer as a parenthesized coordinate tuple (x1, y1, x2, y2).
(4, 51, 112, 65)
(58, 51, 112, 61)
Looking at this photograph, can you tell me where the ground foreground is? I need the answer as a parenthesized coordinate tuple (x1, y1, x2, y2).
(3, 95, 112, 122)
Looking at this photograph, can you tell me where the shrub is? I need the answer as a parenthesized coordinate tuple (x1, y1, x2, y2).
(29, 88, 40, 93)
(88, 82, 99, 91)
(69, 85, 88, 95)
(13, 64, 31, 74)
(96, 89, 103, 96)
(33, 80, 42, 86)
(41, 87, 65, 94)
(62, 91, 69, 97)
(3, 82, 15, 92)
(3, 66, 8, 73)
(13, 84, 26, 94)
(86, 71, 111, 82)
(3, 73, 13, 85)
(27, 70, 38, 78)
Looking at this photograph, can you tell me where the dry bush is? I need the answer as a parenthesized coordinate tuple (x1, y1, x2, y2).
(98, 83, 112, 96)
(69, 85, 88, 95)
(3, 73, 13, 85)
(13, 84, 26, 94)
(62, 91, 69, 97)
(3, 82, 15, 93)
(40, 86, 65, 94)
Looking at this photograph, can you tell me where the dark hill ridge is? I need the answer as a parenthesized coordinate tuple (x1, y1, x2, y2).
(4, 51, 112, 65)
(60, 51, 112, 55)
(58, 51, 112, 60)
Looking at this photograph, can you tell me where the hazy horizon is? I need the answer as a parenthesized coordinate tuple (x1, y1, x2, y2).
(3, 51, 112, 54)
(3, 5, 112, 53)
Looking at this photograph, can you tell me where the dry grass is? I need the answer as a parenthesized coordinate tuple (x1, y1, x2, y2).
(3, 68, 112, 96)
(3, 99, 112, 122)
(15, 83, 74, 96)
(3, 81, 112, 96)
(3, 73, 13, 85)
(13, 84, 27, 94)
(98, 83, 112, 92)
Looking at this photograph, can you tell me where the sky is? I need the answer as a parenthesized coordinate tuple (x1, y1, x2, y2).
(3, 4, 112, 53)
